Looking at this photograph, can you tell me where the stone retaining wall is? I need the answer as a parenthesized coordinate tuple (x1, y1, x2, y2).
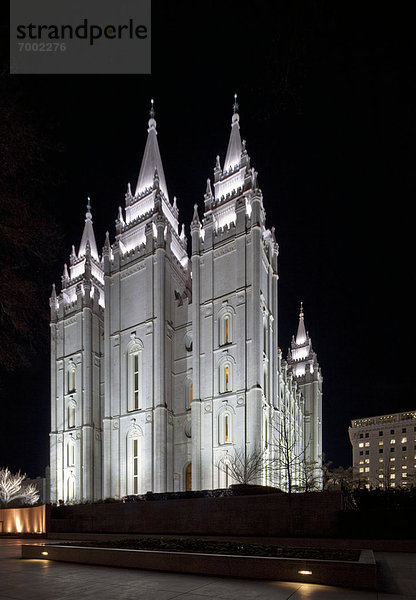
(21, 543, 377, 590)
(49, 491, 344, 537)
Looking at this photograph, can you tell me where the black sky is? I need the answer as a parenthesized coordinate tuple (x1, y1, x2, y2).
(0, 1, 414, 478)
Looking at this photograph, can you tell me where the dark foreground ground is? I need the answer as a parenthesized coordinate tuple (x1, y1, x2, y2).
(1, 537, 416, 599)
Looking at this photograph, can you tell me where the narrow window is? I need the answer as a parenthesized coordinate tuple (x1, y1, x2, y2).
(185, 463, 192, 491)
(185, 378, 193, 410)
(132, 438, 139, 494)
(220, 313, 232, 346)
(263, 366, 268, 399)
(68, 403, 75, 429)
(263, 320, 268, 354)
(128, 346, 142, 412)
(225, 316, 230, 343)
(219, 411, 232, 444)
(127, 434, 141, 495)
(66, 442, 75, 467)
(66, 477, 75, 502)
(133, 353, 139, 410)
(68, 363, 76, 393)
(219, 360, 232, 393)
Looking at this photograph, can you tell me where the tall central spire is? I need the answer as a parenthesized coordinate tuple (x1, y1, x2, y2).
(296, 302, 307, 345)
(78, 198, 99, 261)
(223, 93, 242, 172)
(134, 99, 169, 201)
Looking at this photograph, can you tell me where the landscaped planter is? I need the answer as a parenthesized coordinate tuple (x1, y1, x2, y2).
(21, 543, 376, 590)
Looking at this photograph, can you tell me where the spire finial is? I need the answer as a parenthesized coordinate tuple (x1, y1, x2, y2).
(233, 93, 239, 114)
(87, 196, 91, 213)
(192, 203, 200, 225)
(300, 302, 304, 317)
(149, 98, 155, 119)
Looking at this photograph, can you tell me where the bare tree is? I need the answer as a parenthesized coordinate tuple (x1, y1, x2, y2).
(324, 465, 353, 492)
(217, 446, 268, 486)
(269, 405, 306, 494)
(297, 454, 321, 492)
(0, 467, 39, 506)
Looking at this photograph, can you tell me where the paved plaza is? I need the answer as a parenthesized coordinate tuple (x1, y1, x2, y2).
(1, 538, 415, 600)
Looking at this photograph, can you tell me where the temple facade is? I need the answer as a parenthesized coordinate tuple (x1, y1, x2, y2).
(49, 103, 323, 503)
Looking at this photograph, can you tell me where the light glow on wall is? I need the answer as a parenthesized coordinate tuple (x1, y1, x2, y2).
(0, 505, 46, 534)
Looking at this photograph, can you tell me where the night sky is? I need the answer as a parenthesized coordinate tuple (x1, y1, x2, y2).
(0, 2, 413, 478)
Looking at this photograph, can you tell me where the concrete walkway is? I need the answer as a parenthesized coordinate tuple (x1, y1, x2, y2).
(1, 538, 415, 600)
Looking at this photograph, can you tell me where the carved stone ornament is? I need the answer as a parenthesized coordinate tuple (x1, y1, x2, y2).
(184, 421, 192, 438)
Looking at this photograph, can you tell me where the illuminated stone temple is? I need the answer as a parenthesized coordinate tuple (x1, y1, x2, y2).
(49, 100, 323, 503)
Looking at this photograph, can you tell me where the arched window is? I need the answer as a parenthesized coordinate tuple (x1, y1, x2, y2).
(219, 312, 233, 346)
(127, 338, 143, 412)
(185, 462, 192, 491)
(219, 410, 233, 444)
(67, 400, 76, 429)
(66, 439, 75, 467)
(67, 361, 76, 393)
(219, 360, 233, 394)
(127, 424, 143, 495)
(66, 475, 75, 503)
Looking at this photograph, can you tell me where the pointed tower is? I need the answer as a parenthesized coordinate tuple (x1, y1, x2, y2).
(50, 202, 104, 504)
(287, 303, 323, 482)
(118, 101, 187, 267)
(101, 101, 191, 499)
(189, 96, 283, 489)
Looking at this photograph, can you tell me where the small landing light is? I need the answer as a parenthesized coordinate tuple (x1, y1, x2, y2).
(298, 570, 312, 575)
(41, 551, 49, 556)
